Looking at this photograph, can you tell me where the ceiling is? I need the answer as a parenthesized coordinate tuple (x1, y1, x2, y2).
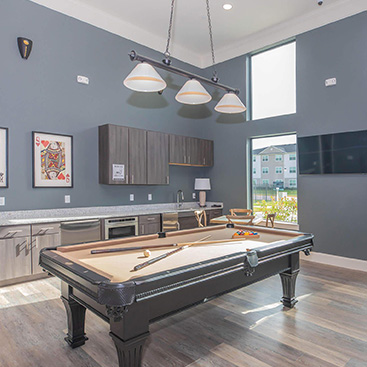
(30, 0, 367, 68)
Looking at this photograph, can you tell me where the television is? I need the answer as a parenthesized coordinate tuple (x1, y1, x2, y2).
(298, 130, 367, 174)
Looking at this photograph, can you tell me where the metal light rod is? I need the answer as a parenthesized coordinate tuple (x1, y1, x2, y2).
(129, 50, 240, 95)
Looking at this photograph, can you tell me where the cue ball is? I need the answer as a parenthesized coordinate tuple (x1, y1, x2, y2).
(143, 250, 151, 258)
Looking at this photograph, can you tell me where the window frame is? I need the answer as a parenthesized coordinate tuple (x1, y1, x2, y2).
(248, 39, 296, 121)
(262, 167, 269, 174)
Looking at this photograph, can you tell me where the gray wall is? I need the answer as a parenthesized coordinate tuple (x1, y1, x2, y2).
(0, 0, 209, 211)
(200, 12, 367, 260)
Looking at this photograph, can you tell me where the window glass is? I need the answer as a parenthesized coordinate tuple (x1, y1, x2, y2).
(262, 179, 269, 185)
(289, 167, 296, 173)
(275, 167, 282, 174)
(275, 155, 282, 161)
(253, 156, 256, 162)
(262, 167, 269, 174)
(289, 154, 296, 161)
(290, 179, 297, 186)
(251, 42, 296, 120)
(262, 155, 269, 162)
(253, 168, 256, 174)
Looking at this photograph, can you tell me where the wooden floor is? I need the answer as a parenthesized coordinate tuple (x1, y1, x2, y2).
(0, 260, 366, 367)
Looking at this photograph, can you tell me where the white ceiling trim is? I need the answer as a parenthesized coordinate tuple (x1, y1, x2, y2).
(30, 0, 367, 69)
(202, 0, 367, 67)
(29, 0, 199, 67)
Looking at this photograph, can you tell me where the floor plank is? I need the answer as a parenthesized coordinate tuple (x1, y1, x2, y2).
(0, 260, 366, 367)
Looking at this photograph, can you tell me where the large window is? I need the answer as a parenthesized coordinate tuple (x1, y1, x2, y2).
(251, 42, 296, 120)
(251, 134, 298, 223)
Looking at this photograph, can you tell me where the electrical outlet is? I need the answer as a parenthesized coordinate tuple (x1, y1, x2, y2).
(65, 195, 71, 204)
(148, 194, 152, 201)
(130, 194, 134, 201)
(0, 197, 5, 206)
(325, 78, 336, 87)
(77, 75, 89, 85)
(192, 193, 196, 199)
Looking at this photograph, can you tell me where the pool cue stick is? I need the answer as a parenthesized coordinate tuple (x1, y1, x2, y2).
(133, 235, 212, 272)
(91, 243, 180, 255)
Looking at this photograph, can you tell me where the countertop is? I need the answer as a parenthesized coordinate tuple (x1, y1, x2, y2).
(0, 202, 223, 226)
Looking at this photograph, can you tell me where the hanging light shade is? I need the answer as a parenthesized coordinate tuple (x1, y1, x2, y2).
(214, 92, 247, 114)
(123, 63, 167, 92)
(175, 79, 212, 105)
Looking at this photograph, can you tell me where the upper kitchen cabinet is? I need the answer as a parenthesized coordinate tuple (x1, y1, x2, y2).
(99, 124, 129, 185)
(169, 135, 214, 167)
(147, 131, 169, 185)
(128, 128, 147, 185)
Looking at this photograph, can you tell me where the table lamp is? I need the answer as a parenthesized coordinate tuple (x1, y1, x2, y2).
(194, 178, 211, 207)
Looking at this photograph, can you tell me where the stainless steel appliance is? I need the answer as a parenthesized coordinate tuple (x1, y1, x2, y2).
(60, 219, 101, 246)
(103, 217, 138, 239)
(162, 212, 179, 232)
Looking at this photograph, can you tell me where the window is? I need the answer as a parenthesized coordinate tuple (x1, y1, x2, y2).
(275, 155, 282, 161)
(253, 168, 256, 174)
(262, 179, 269, 185)
(253, 179, 257, 185)
(289, 167, 296, 173)
(275, 167, 282, 174)
(274, 179, 283, 184)
(262, 167, 269, 174)
(289, 154, 296, 161)
(251, 42, 296, 120)
(289, 179, 297, 187)
(262, 155, 269, 162)
(253, 156, 256, 162)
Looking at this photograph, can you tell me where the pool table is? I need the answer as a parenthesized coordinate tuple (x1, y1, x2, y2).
(40, 224, 314, 367)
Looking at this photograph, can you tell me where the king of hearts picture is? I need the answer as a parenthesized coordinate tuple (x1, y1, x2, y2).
(33, 132, 73, 188)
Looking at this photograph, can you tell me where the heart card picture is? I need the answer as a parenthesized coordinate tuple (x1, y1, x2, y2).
(32, 131, 73, 188)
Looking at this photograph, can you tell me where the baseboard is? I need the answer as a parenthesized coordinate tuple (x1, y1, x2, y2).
(301, 251, 367, 273)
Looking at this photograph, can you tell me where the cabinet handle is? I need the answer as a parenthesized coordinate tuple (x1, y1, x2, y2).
(141, 224, 145, 234)
(126, 174, 129, 184)
(188, 156, 191, 164)
(147, 217, 156, 221)
(204, 157, 206, 165)
(132, 174, 134, 184)
(5, 230, 22, 238)
(166, 176, 169, 184)
(184, 156, 186, 164)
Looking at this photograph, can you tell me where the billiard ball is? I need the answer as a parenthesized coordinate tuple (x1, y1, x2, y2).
(143, 250, 151, 258)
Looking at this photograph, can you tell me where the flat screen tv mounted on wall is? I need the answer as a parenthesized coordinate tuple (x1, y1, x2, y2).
(298, 130, 367, 174)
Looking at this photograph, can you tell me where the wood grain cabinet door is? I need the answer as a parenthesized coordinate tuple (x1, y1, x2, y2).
(99, 124, 129, 185)
(0, 238, 32, 281)
(169, 135, 187, 164)
(147, 131, 169, 184)
(200, 139, 214, 166)
(129, 128, 147, 184)
(31, 233, 60, 274)
(187, 137, 200, 165)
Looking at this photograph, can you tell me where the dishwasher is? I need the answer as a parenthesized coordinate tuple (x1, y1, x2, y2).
(60, 219, 101, 245)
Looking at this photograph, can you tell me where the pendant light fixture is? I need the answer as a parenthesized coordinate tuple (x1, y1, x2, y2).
(123, 0, 246, 114)
(215, 92, 247, 114)
(123, 63, 166, 92)
(175, 79, 212, 105)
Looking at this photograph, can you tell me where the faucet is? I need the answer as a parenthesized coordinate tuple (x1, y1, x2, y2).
(176, 190, 184, 208)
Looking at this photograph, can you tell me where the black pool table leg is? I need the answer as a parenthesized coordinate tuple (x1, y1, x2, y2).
(280, 253, 300, 308)
(108, 303, 150, 367)
(61, 283, 88, 348)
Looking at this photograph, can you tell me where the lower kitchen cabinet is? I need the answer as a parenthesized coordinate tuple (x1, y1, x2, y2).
(0, 223, 61, 283)
(139, 214, 161, 235)
(31, 223, 61, 274)
(0, 237, 32, 281)
(0, 225, 32, 282)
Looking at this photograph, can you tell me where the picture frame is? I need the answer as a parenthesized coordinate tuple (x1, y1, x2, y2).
(32, 131, 73, 188)
(0, 127, 9, 188)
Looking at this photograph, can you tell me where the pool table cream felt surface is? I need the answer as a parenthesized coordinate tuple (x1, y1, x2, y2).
(54, 225, 301, 283)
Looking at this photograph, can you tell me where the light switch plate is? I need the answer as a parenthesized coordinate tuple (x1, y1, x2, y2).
(0, 197, 5, 206)
(77, 75, 89, 85)
(192, 193, 196, 199)
(130, 194, 134, 201)
(65, 195, 71, 203)
(148, 194, 152, 201)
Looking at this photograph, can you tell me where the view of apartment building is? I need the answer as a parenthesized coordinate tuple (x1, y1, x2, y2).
(252, 144, 297, 188)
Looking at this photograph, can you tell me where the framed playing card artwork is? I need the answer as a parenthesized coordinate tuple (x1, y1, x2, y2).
(0, 127, 9, 188)
(32, 131, 73, 188)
